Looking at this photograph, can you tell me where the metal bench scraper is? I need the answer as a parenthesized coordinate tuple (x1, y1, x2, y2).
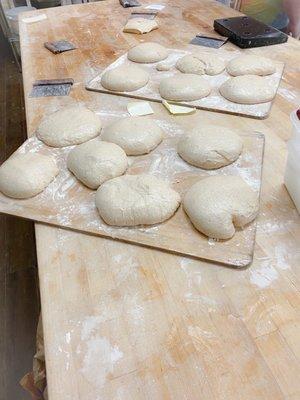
(29, 79, 74, 97)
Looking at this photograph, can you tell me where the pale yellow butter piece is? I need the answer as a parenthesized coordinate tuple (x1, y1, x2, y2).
(127, 101, 154, 116)
(162, 100, 196, 115)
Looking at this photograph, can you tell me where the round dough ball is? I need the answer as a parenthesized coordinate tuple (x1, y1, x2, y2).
(37, 106, 102, 148)
(95, 174, 181, 226)
(176, 54, 225, 76)
(159, 74, 211, 101)
(101, 65, 149, 92)
(183, 175, 259, 239)
(101, 116, 163, 156)
(156, 62, 171, 71)
(178, 126, 243, 169)
(67, 139, 128, 189)
(128, 42, 169, 63)
(0, 153, 59, 199)
(227, 54, 276, 76)
(219, 75, 275, 104)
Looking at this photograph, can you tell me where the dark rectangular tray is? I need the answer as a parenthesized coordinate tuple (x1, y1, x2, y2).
(214, 16, 288, 48)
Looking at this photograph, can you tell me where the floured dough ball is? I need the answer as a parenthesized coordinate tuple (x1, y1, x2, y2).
(183, 175, 259, 239)
(123, 18, 158, 34)
(37, 106, 102, 148)
(101, 116, 163, 155)
(156, 62, 171, 71)
(178, 126, 243, 169)
(95, 174, 181, 226)
(67, 139, 127, 189)
(128, 42, 169, 63)
(159, 74, 211, 101)
(176, 54, 225, 75)
(227, 54, 276, 76)
(101, 64, 149, 92)
(219, 75, 275, 104)
(0, 153, 59, 199)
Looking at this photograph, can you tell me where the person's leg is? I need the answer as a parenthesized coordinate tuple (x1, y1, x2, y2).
(283, 0, 300, 38)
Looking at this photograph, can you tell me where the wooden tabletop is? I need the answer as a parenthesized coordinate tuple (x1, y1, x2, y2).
(19, 1, 300, 399)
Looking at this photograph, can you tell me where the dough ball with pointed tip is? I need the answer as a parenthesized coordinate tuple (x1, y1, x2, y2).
(183, 175, 259, 239)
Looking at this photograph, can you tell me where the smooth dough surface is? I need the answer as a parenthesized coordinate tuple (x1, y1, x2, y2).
(159, 74, 211, 101)
(37, 106, 102, 147)
(227, 54, 276, 76)
(219, 75, 275, 104)
(0, 153, 59, 199)
(67, 139, 127, 189)
(156, 62, 171, 71)
(183, 175, 259, 239)
(178, 126, 243, 169)
(128, 42, 169, 63)
(176, 54, 225, 75)
(95, 174, 181, 226)
(123, 18, 158, 34)
(101, 64, 149, 92)
(101, 116, 163, 155)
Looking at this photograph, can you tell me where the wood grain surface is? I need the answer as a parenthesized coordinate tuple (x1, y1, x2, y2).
(18, 1, 300, 399)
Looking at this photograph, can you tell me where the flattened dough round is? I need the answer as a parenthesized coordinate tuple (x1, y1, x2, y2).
(101, 65, 149, 92)
(183, 175, 259, 239)
(67, 139, 128, 189)
(178, 126, 243, 169)
(95, 174, 181, 226)
(123, 18, 158, 34)
(176, 54, 225, 75)
(101, 116, 163, 155)
(0, 153, 59, 199)
(128, 42, 169, 63)
(219, 75, 275, 104)
(159, 74, 211, 101)
(37, 106, 102, 147)
(227, 54, 276, 76)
